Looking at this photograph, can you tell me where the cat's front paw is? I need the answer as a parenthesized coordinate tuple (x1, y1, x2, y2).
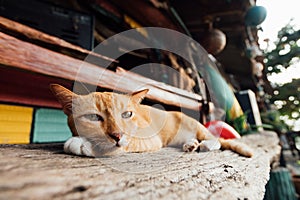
(183, 138, 199, 152)
(64, 137, 94, 157)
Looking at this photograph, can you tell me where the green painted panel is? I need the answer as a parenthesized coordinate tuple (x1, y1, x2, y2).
(32, 108, 72, 143)
(205, 64, 234, 111)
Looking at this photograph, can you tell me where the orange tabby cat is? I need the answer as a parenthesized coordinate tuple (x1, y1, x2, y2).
(50, 84, 253, 157)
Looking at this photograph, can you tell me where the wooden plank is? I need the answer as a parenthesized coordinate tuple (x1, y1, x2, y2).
(0, 32, 201, 110)
(0, 16, 116, 64)
(0, 131, 281, 199)
(110, 0, 181, 31)
(116, 67, 202, 101)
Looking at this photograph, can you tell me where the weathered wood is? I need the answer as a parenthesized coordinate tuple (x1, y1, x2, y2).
(0, 32, 202, 110)
(110, 0, 181, 31)
(0, 16, 115, 64)
(116, 67, 202, 101)
(0, 131, 280, 200)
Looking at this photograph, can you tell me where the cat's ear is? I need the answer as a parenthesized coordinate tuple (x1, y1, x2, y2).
(131, 89, 149, 104)
(50, 84, 77, 115)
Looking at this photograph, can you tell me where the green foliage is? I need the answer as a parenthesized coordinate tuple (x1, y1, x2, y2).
(260, 109, 290, 133)
(263, 21, 300, 129)
(265, 22, 300, 74)
(232, 113, 249, 135)
(271, 79, 300, 119)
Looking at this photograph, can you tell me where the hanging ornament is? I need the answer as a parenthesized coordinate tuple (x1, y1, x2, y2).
(245, 6, 267, 27)
(200, 22, 226, 55)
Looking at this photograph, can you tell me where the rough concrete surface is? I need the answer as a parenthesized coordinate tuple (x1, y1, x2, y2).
(0, 131, 280, 200)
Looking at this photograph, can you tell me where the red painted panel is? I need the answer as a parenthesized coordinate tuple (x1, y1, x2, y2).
(0, 67, 73, 108)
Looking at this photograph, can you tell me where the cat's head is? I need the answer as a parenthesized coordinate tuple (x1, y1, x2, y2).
(50, 84, 150, 154)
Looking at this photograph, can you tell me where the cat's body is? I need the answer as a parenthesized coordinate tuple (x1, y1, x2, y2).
(50, 84, 253, 157)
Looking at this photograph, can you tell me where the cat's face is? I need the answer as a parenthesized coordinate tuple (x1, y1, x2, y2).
(50, 84, 149, 154)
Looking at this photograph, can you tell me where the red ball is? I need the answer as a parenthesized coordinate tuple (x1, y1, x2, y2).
(205, 120, 241, 139)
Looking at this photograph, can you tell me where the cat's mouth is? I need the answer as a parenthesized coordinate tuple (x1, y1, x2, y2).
(116, 136, 128, 147)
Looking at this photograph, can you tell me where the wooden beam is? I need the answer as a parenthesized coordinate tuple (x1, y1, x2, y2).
(110, 0, 181, 31)
(0, 16, 116, 64)
(116, 67, 202, 101)
(0, 32, 202, 110)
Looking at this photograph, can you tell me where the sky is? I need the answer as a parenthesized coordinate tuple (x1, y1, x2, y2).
(257, 0, 300, 85)
(256, 0, 300, 131)
(257, 0, 300, 46)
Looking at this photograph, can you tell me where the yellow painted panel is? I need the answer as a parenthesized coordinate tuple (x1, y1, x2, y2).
(0, 132, 30, 144)
(0, 104, 33, 144)
(0, 104, 33, 122)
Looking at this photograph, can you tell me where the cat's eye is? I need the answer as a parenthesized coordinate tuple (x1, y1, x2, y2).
(84, 114, 104, 122)
(121, 111, 133, 119)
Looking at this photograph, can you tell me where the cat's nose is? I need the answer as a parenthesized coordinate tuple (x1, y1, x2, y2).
(108, 132, 123, 142)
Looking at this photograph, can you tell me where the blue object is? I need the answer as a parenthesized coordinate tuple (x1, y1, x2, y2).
(245, 6, 267, 26)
